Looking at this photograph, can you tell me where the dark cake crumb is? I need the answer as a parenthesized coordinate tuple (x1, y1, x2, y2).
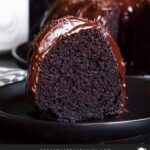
(35, 29, 124, 122)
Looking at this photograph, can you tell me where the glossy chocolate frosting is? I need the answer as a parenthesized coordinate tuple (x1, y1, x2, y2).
(46, 0, 148, 26)
(47, 0, 118, 23)
(118, 0, 147, 20)
(118, 0, 147, 37)
(28, 16, 126, 106)
(43, 0, 120, 39)
(117, 0, 149, 73)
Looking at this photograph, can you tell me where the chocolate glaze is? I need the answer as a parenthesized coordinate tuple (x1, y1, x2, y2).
(48, 0, 112, 22)
(28, 16, 127, 107)
(118, 0, 147, 41)
(44, 0, 120, 39)
(117, 0, 149, 74)
(48, 0, 118, 23)
(46, 0, 148, 29)
(118, 0, 147, 21)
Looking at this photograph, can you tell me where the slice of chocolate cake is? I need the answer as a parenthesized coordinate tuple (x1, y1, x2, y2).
(27, 16, 127, 122)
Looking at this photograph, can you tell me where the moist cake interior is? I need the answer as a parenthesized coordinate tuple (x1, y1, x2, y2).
(35, 29, 124, 122)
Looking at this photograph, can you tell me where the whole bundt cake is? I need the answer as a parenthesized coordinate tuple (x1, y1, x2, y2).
(43, 0, 150, 75)
(118, 0, 150, 75)
(43, 0, 121, 40)
(27, 16, 127, 122)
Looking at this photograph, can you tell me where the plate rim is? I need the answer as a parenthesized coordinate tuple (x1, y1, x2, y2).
(0, 76, 150, 126)
(12, 47, 27, 65)
(0, 110, 150, 126)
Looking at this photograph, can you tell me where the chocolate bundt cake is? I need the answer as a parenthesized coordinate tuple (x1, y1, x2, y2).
(118, 0, 150, 75)
(27, 16, 127, 122)
(43, 0, 121, 40)
(43, 0, 150, 75)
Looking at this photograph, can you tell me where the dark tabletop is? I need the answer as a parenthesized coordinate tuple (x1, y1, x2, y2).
(0, 52, 150, 144)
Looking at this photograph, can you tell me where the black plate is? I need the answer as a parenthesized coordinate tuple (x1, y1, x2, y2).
(0, 76, 150, 142)
(12, 42, 31, 69)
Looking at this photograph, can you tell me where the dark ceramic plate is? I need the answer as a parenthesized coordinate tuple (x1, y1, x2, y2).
(0, 76, 150, 142)
(12, 42, 32, 69)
